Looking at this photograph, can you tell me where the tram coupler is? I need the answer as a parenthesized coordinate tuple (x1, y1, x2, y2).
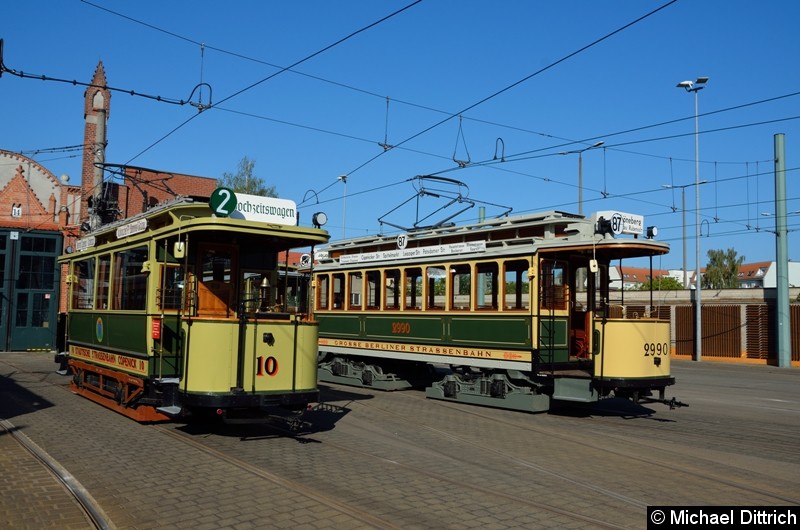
(641, 396, 688, 409)
(665, 397, 688, 409)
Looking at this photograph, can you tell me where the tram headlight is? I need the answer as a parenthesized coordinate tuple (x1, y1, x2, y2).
(312, 212, 328, 228)
(596, 217, 613, 237)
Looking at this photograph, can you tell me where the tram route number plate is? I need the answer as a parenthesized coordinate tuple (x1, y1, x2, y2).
(210, 187, 237, 217)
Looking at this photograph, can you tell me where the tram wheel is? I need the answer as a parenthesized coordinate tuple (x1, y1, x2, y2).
(115, 383, 125, 405)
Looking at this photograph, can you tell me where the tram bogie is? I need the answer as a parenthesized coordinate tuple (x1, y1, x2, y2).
(311, 209, 684, 413)
(57, 195, 329, 423)
(426, 370, 551, 412)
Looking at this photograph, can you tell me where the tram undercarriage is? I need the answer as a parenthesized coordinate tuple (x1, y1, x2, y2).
(68, 358, 178, 422)
(67, 357, 319, 424)
(318, 355, 592, 413)
(318, 354, 686, 412)
(425, 368, 552, 412)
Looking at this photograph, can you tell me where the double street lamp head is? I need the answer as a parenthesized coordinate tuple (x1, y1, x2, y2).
(677, 76, 709, 92)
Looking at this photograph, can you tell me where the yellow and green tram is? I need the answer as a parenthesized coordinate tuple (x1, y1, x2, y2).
(57, 194, 329, 422)
(312, 210, 679, 412)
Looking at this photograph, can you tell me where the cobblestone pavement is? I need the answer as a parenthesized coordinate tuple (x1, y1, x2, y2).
(2, 351, 799, 529)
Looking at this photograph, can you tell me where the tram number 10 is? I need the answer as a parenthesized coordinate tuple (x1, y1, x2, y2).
(643, 343, 669, 356)
(256, 356, 279, 376)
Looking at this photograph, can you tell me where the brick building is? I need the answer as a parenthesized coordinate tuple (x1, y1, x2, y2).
(0, 62, 215, 351)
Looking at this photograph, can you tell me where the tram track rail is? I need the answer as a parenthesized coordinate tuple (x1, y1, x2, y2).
(0, 417, 114, 530)
(150, 423, 403, 530)
(344, 385, 800, 506)
(3, 353, 798, 529)
(152, 418, 629, 530)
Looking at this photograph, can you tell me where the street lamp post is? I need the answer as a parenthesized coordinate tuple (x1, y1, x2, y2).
(677, 76, 708, 362)
(559, 141, 604, 215)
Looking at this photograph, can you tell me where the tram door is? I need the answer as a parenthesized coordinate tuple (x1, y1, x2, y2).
(539, 256, 593, 363)
(570, 259, 592, 359)
(195, 244, 237, 318)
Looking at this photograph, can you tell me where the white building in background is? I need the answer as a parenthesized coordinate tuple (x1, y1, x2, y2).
(738, 261, 800, 288)
(608, 261, 800, 290)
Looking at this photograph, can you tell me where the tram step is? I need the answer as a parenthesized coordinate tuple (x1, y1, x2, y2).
(156, 405, 182, 416)
(154, 377, 180, 384)
(553, 377, 598, 402)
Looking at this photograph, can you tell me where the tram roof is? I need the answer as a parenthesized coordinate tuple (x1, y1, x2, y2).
(65, 196, 329, 257)
(315, 210, 669, 266)
(325, 210, 578, 247)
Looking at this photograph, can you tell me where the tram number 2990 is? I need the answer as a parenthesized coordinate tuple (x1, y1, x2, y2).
(391, 322, 411, 334)
(643, 343, 669, 356)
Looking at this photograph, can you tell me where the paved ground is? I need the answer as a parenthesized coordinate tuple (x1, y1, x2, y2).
(1, 352, 799, 529)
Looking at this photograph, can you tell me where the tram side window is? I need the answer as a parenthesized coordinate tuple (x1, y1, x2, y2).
(71, 258, 95, 309)
(384, 269, 401, 310)
(476, 262, 499, 310)
(97, 254, 110, 310)
(426, 266, 446, 310)
(450, 264, 471, 310)
(348, 271, 362, 309)
(404, 267, 422, 310)
(113, 246, 149, 311)
(540, 260, 568, 311)
(574, 265, 589, 311)
(332, 273, 345, 310)
(159, 265, 185, 311)
(317, 274, 330, 310)
(594, 263, 610, 317)
(366, 270, 380, 309)
(503, 259, 530, 310)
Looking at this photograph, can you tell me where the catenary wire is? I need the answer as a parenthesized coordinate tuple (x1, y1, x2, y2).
(121, 1, 423, 165)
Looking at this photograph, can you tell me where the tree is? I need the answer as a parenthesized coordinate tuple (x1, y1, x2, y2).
(702, 248, 744, 289)
(637, 276, 683, 291)
(217, 156, 277, 197)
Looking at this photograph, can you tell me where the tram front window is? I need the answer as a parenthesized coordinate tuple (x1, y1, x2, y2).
(196, 245, 236, 317)
(159, 265, 185, 311)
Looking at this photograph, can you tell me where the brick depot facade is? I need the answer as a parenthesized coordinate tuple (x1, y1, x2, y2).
(1, 62, 215, 351)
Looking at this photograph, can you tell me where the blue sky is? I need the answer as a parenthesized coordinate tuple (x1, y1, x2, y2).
(2, 0, 799, 271)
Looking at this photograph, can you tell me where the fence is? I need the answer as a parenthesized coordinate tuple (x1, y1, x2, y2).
(618, 287, 799, 364)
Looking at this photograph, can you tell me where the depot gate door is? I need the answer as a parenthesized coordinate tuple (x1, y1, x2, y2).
(0, 230, 62, 351)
